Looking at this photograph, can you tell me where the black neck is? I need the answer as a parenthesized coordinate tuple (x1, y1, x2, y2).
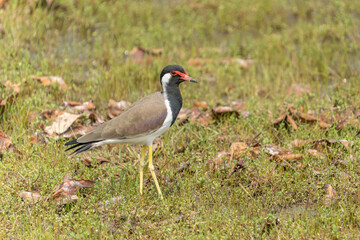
(163, 85, 182, 126)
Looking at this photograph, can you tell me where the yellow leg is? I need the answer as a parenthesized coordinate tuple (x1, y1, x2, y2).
(148, 145, 164, 200)
(139, 146, 147, 195)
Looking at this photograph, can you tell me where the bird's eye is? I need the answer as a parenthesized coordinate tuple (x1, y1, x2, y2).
(170, 71, 177, 76)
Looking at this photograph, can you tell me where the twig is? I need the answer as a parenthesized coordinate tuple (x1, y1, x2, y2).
(239, 182, 254, 200)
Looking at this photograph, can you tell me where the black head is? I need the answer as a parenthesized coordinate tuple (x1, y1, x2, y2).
(160, 65, 197, 87)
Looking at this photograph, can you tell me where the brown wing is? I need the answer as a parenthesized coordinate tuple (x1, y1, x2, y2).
(77, 92, 167, 143)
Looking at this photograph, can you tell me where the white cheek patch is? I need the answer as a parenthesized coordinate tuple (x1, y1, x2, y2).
(161, 73, 172, 87)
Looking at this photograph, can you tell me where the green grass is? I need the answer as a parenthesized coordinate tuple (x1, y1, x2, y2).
(1, 0, 360, 238)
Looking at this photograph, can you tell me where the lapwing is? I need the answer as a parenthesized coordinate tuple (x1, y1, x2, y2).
(65, 65, 197, 199)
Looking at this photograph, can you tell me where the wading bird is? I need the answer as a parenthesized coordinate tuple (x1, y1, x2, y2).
(65, 65, 197, 199)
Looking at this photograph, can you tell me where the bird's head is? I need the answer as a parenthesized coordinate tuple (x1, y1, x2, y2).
(160, 65, 197, 88)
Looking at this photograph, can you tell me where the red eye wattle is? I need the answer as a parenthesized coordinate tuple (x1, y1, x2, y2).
(170, 71, 177, 76)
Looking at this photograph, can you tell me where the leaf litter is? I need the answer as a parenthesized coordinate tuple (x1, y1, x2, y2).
(52, 176, 96, 205)
(32, 76, 68, 91)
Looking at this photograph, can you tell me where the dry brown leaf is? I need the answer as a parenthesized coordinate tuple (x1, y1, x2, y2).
(272, 154, 303, 161)
(0, 130, 13, 152)
(212, 106, 239, 118)
(18, 191, 42, 202)
(106, 99, 131, 119)
(62, 100, 96, 113)
(297, 112, 318, 122)
(324, 184, 336, 207)
(290, 139, 311, 148)
(230, 142, 249, 160)
(4, 80, 21, 93)
(286, 114, 298, 130)
(52, 178, 95, 203)
(193, 101, 208, 110)
(44, 112, 82, 136)
(308, 149, 325, 158)
(319, 120, 331, 128)
(284, 102, 297, 116)
(273, 112, 287, 125)
(32, 76, 68, 90)
(179, 107, 212, 126)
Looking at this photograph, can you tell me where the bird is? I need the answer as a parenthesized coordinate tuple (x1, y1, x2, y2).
(65, 65, 197, 199)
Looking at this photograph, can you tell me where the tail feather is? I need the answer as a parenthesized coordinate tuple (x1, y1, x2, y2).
(65, 138, 100, 155)
(65, 139, 78, 146)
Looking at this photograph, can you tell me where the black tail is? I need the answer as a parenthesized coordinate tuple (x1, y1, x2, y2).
(65, 139, 100, 155)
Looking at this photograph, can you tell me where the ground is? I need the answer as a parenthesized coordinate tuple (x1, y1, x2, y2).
(1, 0, 360, 239)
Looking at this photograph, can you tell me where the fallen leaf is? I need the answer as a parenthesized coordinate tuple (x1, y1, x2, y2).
(193, 101, 208, 110)
(319, 120, 331, 128)
(44, 112, 82, 136)
(272, 153, 303, 161)
(324, 184, 336, 207)
(32, 76, 68, 91)
(179, 107, 212, 126)
(308, 149, 325, 158)
(3, 80, 21, 93)
(298, 112, 318, 122)
(0, 130, 13, 152)
(284, 102, 297, 116)
(230, 142, 248, 160)
(106, 99, 131, 119)
(52, 178, 95, 204)
(62, 100, 96, 113)
(286, 114, 298, 130)
(18, 191, 42, 202)
(212, 106, 239, 118)
(273, 112, 287, 125)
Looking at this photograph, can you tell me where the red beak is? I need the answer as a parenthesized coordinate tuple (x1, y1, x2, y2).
(174, 71, 198, 83)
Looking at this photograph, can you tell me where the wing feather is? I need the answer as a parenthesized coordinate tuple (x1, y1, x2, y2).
(77, 92, 167, 143)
